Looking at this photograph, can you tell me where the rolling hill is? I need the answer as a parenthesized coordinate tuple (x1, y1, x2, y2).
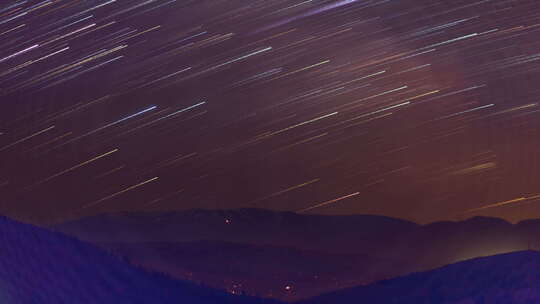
(0, 214, 279, 304)
(299, 250, 540, 304)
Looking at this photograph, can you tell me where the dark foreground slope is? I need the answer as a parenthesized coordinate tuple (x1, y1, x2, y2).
(0, 215, 278, 304)
(300, 251, 540, 304)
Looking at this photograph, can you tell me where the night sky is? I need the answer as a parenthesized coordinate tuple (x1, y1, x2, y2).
(1, 0, 540, 224)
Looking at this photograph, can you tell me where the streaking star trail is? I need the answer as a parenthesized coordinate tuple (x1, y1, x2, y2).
(0, 0, 540, 224)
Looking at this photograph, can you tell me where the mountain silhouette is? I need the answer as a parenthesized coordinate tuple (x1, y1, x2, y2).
(53, 208, 417, 253)
(0, 214, 279, 304)
(53, 208, 536, 300)
(299, 250, 540, 304)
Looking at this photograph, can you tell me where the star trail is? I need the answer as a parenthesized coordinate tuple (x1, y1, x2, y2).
(1, 0, 540, 224)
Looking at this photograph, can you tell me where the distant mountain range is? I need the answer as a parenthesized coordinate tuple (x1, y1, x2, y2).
(0, 214, 279, 304)
(52, 208, 416, 253)
(2, 208, 539, 303)
(300, 250, 540, 304)
(52, 208, 540, 300)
